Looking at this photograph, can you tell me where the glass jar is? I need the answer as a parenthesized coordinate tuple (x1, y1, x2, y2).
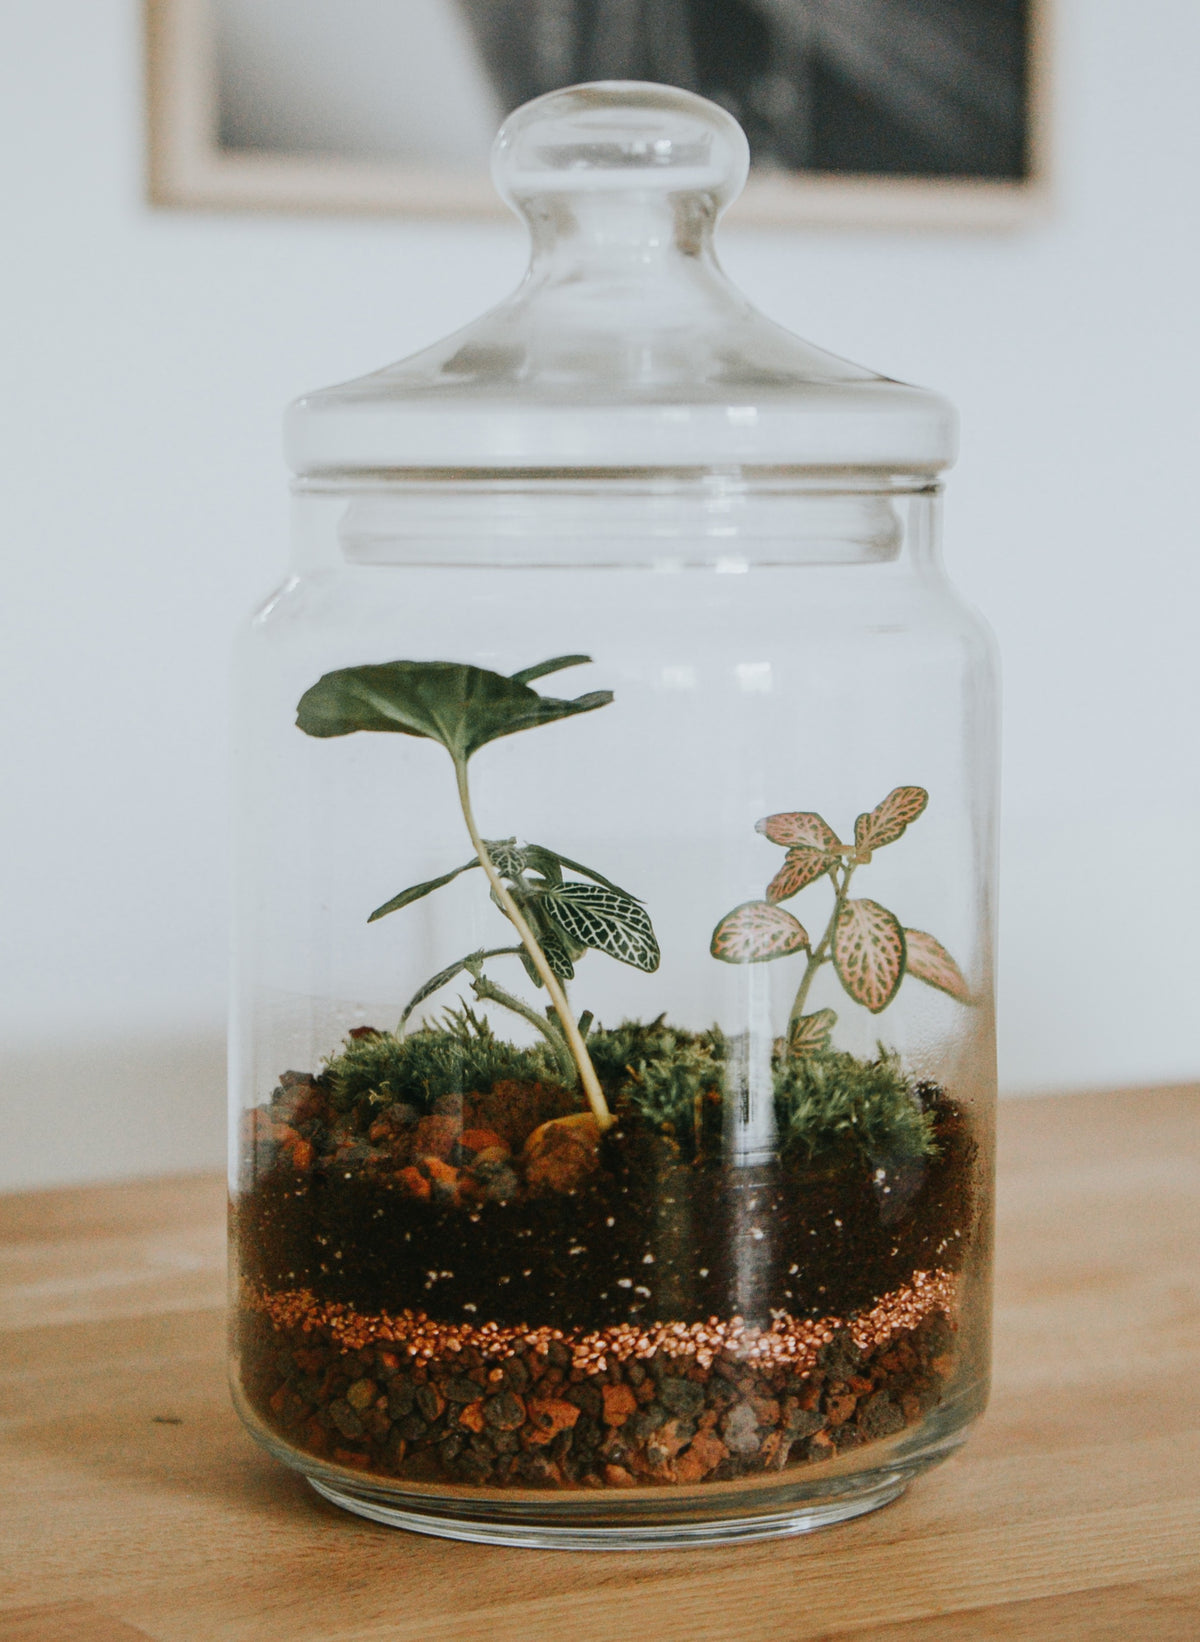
(229, 82, 998, 1548)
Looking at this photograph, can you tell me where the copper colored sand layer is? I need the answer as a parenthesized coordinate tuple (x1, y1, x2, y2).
(242, 1268, 957, 1376)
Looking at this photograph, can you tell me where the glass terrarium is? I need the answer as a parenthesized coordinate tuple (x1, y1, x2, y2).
(229, 82, 998, 1548)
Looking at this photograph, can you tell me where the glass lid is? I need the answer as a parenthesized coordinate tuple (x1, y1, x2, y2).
(286, 82, 956, 478)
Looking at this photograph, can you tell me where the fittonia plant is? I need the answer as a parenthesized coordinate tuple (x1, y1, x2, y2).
(710, 786, 973, 1056)
(295, 655, 659, 1130)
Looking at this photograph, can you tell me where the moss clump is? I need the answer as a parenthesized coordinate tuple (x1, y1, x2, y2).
(323, 1014, 936, 1167)
(585, 1019, 726, 1159)
(591, 1022, 936, 1168)
(323, 1010, 559, 1117)
(773, 1048, 936, 1166)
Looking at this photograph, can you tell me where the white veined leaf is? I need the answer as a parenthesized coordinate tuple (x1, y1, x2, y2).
(542, 884, 661, 973)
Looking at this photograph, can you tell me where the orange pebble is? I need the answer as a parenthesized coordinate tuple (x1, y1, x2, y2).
(396, 1166, 431, 1201)
(460, 1128, 506, 1155)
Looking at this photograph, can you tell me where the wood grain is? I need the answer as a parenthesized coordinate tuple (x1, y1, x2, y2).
(0, 1087, 1196, 1641)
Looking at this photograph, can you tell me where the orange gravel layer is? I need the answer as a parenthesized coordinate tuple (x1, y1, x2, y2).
(241, 1268, 958, 1376)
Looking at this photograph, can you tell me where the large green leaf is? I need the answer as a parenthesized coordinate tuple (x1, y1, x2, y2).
(368, 858, 479, 923)
(296, 658, 612, 762)
(710, 901, 809, 963)
(518, 918, 577, 984)
(399, 946, 523, 1026)
(833, 898, 906, 1013)
(542, 884, 661, 973)
(528, 846, 640, 900)
(510, 655, 592, 685)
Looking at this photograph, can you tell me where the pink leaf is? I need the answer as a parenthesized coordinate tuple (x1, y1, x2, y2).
(756, 811, 842, 852)
(833, 899, 906, 1013)
(711, 901, 810, 964)
(787, 1008, 838, 1057)
(853, 786, 929, 853)
(904, 929, 973, 1004)
(766, 846, 835, 903)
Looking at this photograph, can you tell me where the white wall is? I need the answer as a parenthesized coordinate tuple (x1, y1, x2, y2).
(1, 0, 1197, 1189)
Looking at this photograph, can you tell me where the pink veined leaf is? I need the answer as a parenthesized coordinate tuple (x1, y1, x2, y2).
(832, 899, 906, 1013)
(904, 928, 973, 1004)
(787, 1008, 837, 1057)
(756, 811, 842, 852)
(710, 901, 809, 964)
(766, 846, 836, 903)
(853, 786, 929, 853)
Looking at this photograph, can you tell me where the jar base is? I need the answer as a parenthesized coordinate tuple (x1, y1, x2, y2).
(307, 1469, 910, 1549)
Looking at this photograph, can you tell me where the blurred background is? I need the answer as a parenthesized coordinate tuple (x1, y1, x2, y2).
(1, 0, 1197, 1190)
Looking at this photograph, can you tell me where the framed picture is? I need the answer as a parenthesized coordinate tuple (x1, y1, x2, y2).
(145, 0, 1051, 228)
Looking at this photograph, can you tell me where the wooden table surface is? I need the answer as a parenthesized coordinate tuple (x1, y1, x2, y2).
(1, 1087, 1197, 1642)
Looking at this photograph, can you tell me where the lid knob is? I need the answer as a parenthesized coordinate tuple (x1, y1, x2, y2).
(492, 81, 750, 217)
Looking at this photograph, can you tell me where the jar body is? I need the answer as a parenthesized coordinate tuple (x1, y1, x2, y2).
(229, 476, 997, 1546)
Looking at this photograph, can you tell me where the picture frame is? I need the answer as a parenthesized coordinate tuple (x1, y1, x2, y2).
(145, 0, 1052, 229)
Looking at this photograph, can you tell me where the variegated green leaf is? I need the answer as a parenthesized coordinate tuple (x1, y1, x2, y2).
(757, 811, 842, 852)
(542, 884, 661, 973)
(519, 924, 576, 985)
(525, 845, 639, 899)
(710, 901, 809, 964)
(484, 838, 528, 881)
(398, 946, 521, 1026)
(853, 786, 929, 854)
(833, 898, 906, 1013)
(767, 845, 836, 903)
(904, 928, 973, 1004)
(368, 859, 478, 923)
(787, 1008, 838, 1057)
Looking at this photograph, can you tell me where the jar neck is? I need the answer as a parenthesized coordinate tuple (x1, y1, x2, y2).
(289, 473, 943, 572)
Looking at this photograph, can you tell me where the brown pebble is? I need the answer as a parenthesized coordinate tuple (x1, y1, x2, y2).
(526, 1398, 581, 1444)
(721, 1402, 760, 1456)
(674, 1431, 728, 1483)
(522, 1114, 601, 1195)
(484, 1391, 526, 1431)
(395, 1166, 430, 1202)
(412, 1115, 459, 1161)
(458, 1401, 486, 1434)
(601, 1383, 638, 1426)
(603, 1464, 637, 1488)
(345, 1377, 377, 1413)
(824, 1393, 857, 1427)
(749, 1396, 781, 1427)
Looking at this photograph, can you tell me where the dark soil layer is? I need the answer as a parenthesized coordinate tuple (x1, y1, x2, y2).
(235, 1074, 976, 1329)
(238, 1305, 957, 1489)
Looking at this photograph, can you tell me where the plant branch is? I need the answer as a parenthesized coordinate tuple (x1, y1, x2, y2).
(453, 758, 613, 1129)
(468, 973, 576, 1085)
(789, 862, 856, 1026)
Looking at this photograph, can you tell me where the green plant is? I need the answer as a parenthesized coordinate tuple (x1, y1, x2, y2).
(710, 786, 973, 1053)
(773, 1048, 936, 1165)
(296, 655, 659, 1129)
(323, 1011, 560, 1117)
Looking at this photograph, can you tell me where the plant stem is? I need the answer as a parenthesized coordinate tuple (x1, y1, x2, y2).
(453, 758, 613, 1129)
(789, 862, 856, 1026)
(469, 973, 577, 1085)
